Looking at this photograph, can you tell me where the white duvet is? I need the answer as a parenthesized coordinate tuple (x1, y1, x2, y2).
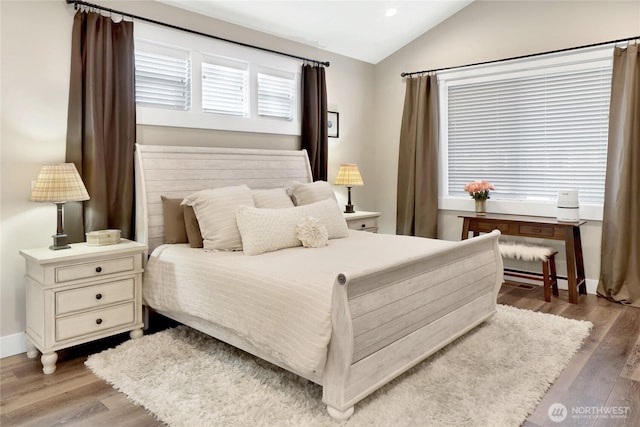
(143, 230, 457, 378)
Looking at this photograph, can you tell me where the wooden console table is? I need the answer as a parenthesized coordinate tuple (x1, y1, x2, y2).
(460, 213, 587, 304)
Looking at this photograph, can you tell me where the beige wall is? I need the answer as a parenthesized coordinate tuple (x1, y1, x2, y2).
(0, 0, 374, 348)
(372, 0, 640, 287)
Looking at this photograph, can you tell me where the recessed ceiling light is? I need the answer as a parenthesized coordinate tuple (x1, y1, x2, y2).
(385, 8, 397, 17)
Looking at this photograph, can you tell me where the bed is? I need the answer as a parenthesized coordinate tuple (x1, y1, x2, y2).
(134, 143, 503, 419)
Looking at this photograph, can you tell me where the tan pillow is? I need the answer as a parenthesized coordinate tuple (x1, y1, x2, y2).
(183, 205, 204, 248)
(182, 185, 255, 251)
(251, 188, 295, 209)
(161, 196, 188, 244)
(285, 181, 337, 206)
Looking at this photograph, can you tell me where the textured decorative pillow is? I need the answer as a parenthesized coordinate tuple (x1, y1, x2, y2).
(296, 216, 328, 248)
(160, 196, 188, 244)
(285, 181, 337, 206)
(182, 185, 255, 251)
(236, 198, 348, 255)
(183, 205, 204, 248)
(251, 188, 294, 209)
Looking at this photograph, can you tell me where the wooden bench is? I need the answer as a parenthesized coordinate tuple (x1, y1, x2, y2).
(499, 243, 559, 302)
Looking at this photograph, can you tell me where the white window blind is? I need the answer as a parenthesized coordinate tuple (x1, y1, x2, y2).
(444, 55, 612, 205)
(201, 60, 249, 117)
(257, 73, 295, 120)
(135, 45, 191, 111)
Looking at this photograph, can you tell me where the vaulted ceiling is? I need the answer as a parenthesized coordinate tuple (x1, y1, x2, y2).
(157, 1, 473, 64)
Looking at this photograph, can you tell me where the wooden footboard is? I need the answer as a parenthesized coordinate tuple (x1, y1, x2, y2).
(322, 230, 503, 419)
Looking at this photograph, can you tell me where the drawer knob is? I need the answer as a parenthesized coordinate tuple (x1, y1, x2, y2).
(95, 293, 102, 300)
(96, 318, 103, 325)
(361, 224, 366, 228)
(95, 267, 102, 273)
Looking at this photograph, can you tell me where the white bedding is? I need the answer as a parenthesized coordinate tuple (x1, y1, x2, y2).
(143, 231, 457, 378)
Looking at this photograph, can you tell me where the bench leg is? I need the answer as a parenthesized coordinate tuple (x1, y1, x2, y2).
(549, 254, 559, 296)
(542, 252, 559, 303)
(543, 259, 551, 302)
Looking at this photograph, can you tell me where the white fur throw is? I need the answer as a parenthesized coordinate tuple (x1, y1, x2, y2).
(296, 216, 329, 248)
(499, 243, 554, 261)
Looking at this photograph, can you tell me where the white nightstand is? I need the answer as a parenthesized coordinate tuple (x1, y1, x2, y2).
(343, 211, 381, 233)
(19, 239, 147, 374)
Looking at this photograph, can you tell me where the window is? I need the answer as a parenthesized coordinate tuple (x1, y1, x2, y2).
(134, 22, 301, 135)
(201, 57, 249, 117)
(257, 72, 296, 120)
(438, 47, 613, 220)
(135, 43, 191, 111)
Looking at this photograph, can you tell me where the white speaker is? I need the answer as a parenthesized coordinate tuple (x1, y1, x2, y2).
(557, 190, 579, 222)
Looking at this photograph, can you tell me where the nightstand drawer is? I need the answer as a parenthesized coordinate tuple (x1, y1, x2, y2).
(56, 301, 135, 342)
(55, 256, 135, 283)
(56, 278, 135, 315)
(347, 217, 378, 231)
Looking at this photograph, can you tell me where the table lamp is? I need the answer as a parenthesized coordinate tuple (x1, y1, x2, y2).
(30, 163, 90, 250)
(334, 164, 364, 213)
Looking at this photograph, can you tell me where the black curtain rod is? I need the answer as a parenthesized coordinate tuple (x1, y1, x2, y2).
(65, 0, 330, 67)
(401, 35, 639, 77)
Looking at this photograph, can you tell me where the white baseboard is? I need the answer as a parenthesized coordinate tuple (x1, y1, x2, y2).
(1, 332, 26, 359)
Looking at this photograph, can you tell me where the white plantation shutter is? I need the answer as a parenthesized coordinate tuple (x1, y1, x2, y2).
(201, 61, 249, 117)
(133, 24, 301, 134)
(135, 48, 191, 110)
(443, 51, 612, 205)
(257, 73, 295, 120)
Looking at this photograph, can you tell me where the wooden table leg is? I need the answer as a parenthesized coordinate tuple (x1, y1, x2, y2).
(574, 227, 587, 295)
(461, 218, 471, 240)
(564, 227, 578, 304)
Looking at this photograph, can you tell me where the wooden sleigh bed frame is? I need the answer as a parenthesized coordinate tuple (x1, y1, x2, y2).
(134, 143, 504, 419)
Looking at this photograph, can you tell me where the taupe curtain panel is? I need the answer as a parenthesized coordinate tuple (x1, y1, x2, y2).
(396, 75, 439, 238)
(598, 44, 640, 307)
(65, 10, 136, 241)
(301, 64, 328, 181)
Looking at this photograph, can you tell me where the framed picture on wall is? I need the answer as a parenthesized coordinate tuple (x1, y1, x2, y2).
(328, 111, 339, 138)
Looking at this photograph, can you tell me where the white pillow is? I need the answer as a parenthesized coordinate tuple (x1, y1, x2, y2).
(251, 188, 294, 209)
(236, 198, 349, 255)
(182, 185, 255, 251)
(285, 181, 337, 206)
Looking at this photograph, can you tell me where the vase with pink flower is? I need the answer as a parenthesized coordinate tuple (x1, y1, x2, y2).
(464, 180, 495, 216)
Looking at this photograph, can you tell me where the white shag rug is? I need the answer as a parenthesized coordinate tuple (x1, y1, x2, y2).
(86, 305, 592, 427)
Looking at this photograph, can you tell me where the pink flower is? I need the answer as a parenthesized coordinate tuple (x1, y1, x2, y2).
(464, 180, 495, 200)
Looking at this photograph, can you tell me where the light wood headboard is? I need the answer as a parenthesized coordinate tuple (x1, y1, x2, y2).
(134, 144, 313, 253)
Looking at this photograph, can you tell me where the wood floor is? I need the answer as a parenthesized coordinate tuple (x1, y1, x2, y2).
(1, 284, 639, 427)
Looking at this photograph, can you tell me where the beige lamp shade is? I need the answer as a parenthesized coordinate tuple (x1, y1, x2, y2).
(334, 164, 363, 214)
(334, 164, 364, 187)
(30, 163, 90, 203)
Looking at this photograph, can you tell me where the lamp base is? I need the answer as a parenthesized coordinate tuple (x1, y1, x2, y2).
(344, 204, 355, 214)
(50, 233, 71, 250)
